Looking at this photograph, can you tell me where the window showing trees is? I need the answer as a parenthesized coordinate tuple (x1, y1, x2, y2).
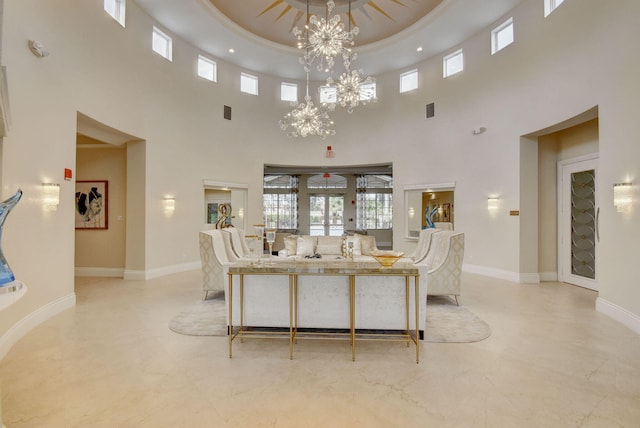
(356, 175, 393, 230)
(263, 175, 298, 229)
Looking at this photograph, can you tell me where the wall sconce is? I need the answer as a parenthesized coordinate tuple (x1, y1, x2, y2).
(163, 197, 175, 213)
(613, 183, 633, 213)
(42, 183, 60, 211)
(487, 197, 500, 212)
(238, 208, 244, 218)
(408, 207, 415, 218)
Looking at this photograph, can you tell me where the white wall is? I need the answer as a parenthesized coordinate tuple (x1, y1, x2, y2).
(1, 0, 639, 345)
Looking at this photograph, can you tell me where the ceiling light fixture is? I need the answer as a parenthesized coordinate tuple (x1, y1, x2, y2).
(293, 0, 357, 73)
(282, 0, 373, 136)
(325, 0, 375, 114)
(280, 71, 335, 138)
(281, 0, 336, 138)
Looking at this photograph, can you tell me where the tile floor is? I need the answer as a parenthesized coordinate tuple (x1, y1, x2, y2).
(1, 271, 639, 427)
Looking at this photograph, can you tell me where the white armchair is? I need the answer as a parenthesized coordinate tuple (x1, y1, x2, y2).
(421, 231, 464, 305)
(223, 228, 252, 259)
(199, 230, 232, 299)
(407, 228, 441, 263)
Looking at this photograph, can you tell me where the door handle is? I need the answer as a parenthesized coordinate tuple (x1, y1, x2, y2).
(595, 207, 600, 243)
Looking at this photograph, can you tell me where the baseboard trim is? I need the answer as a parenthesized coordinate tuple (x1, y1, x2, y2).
(74, 267, 124, 278)
(596, 297, 640, 335)
(0, 292, 76, 360)
(124, 261, 201, 281)
(540, 272, 558, 282)
(462, 264, 520, 283)
(519, 273, 541, 284)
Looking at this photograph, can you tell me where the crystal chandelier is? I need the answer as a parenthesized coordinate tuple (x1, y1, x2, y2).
(281, 0, 375, 137)
(328, 68, 374, 114)
(280, 72, 335, 139)
(293, 0, 358, 73)
(325, 0, 375, 114)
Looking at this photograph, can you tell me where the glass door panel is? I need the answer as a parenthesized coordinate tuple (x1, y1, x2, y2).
(328, 196, 344, 236)
(309, 195, 344, 236)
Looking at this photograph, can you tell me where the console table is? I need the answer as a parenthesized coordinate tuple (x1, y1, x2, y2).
(227, 261, 421, 362)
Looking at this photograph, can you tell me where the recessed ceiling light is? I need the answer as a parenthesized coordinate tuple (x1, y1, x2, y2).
(228, 48, 235, 53)
(416, 46, 423, 52)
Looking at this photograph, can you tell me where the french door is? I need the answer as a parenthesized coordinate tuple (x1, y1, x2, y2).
(309, 195, 344, 236)
(558, 156, 598, 290)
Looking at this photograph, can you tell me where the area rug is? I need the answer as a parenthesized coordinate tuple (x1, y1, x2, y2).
(169, 293, 491, 343)
(168, 291, 228, 336)
(424, 296, 492, 343)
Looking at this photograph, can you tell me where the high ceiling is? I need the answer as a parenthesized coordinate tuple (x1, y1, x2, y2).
(209, 0, 443, 47)
(134, 0, 524, 80)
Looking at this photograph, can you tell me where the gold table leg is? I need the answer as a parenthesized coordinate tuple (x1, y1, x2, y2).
(350, 275, 356, 362)
(239, 274, 244, 343)
(289, 274, 294, 360)
(228, 272, 233, 358)
(415, 275, 420, 364)
(405, 276, 410, 348)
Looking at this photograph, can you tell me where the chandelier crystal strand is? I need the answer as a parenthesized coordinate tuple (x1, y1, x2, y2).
(293, 0, 357, 73)
(328, 0, 376, 113)
(280, 70, 335, 139)
(332, 69, 374, 113)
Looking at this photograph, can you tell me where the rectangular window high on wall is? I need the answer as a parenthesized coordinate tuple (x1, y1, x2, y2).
(443, 49, 464, 77)
(241, 72, 259, 95)
(544, 0, 566, 17)
(491, 17, 514, 54)
(281, 82, 298, 102)
(360, 82, 376, 101)
(399, 69, 418, 93)
(197, 55, 217, 82)
(319, 86, 337, 104)
(152, 26, 172, 61)
(104, 0, 126, 27)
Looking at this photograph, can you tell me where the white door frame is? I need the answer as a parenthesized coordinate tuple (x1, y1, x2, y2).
(557, 154, 599, 290)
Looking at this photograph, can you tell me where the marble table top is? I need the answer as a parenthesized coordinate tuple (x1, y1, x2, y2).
(229, 259, 419, 275)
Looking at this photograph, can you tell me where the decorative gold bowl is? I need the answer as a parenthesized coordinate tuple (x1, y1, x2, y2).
(370, 250, 404, 267)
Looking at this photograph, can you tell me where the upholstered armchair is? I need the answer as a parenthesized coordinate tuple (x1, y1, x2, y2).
(223, 228, 251, 259)
(407, 228, 441, 263)
(421, 231, 464, 305)
(199, 230, 232, 299)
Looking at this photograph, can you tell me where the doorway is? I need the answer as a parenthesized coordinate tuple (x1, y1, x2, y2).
(309, 195, 344, 236)
(558, 156, 598, 290)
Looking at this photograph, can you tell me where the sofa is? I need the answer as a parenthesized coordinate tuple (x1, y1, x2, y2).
(274, 233, 379, 261)
(199, 228, 427, 334)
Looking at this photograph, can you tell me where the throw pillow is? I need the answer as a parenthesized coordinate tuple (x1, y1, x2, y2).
(296, 236, 316, 257)
(316, 236, 343, 255)
(356, 234, 376, 256)
(284, 235, 298, 255)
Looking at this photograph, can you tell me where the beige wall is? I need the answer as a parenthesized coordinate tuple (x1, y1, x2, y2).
(75, 138, 127, 272)
(1, 0, 639, 343)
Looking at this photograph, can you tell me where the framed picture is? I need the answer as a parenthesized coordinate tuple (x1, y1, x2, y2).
(443, 203, 451, 222)
(75, 180, 108, 229)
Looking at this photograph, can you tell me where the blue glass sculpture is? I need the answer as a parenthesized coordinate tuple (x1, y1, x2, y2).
(0, 189, 22, 286)
(424, 206, 438, 229)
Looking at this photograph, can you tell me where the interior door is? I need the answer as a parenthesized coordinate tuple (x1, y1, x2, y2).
(558, 156, 598, 290)
(309, 195, 344, 236)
